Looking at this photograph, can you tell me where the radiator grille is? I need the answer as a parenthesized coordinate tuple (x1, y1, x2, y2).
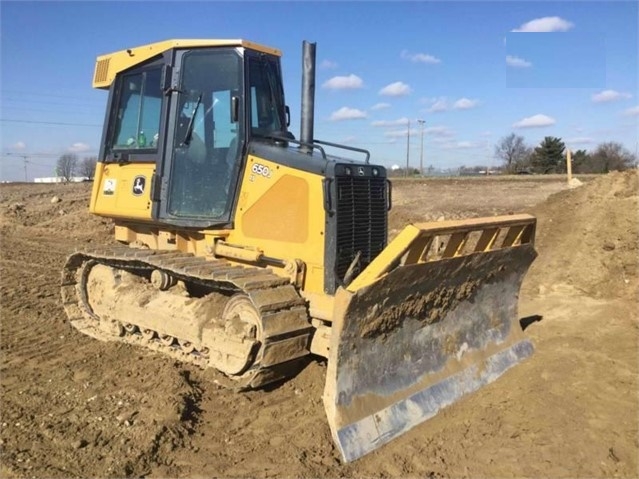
(334, 176, 387, 283)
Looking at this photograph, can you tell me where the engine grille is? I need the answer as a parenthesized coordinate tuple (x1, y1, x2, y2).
(334, 176, 387, 285)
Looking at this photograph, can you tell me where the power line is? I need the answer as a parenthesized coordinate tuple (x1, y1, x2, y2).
(1, 89, 103, 101)
(4, 153, 29, 181)
(0, 118, 102, 127)
(2, 151, 98, 163)
(5, 154, 66, 160)
(1, 106, 102, 115)
(2, 97, 104, 108)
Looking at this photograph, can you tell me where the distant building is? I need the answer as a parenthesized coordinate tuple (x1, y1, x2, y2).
(33, 176, 90, 183)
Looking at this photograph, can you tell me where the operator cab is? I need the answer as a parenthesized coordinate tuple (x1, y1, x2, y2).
(100, 41, 290, 227)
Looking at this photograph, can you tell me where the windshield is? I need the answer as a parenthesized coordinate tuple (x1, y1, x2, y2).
(167, 49, 243, 219)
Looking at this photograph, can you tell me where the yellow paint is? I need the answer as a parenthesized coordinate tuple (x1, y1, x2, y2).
(90, 162, 154, 220)
(92, 153, 327, 295)
(113, 221, 230, 255)
(301, 291, 336, 322)
(242, 174, 309, 243)
(230, 155, 326, 294)
(93, 39, 281, 89)
(347, 225, 422, 292)
(347, 214, 537, 292)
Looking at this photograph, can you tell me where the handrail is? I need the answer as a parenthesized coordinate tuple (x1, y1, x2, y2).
(256, 133, 371, 164)
(313, 139, 370, 164)
(262, 134, 327, 160)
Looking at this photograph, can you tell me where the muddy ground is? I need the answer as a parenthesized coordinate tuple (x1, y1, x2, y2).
(1, 173, 637, 478)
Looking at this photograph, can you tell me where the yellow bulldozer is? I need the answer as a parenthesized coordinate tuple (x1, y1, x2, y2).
(61, 39, 537, 462)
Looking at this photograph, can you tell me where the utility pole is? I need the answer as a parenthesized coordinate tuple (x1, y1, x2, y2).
(417, 119, 425, 176)
(405, 119, 411, 177)
(6, 153, 29, 182)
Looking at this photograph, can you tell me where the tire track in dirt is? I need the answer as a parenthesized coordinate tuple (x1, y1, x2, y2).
(1, 187, 207, 478)
(1, 176, 637, 478)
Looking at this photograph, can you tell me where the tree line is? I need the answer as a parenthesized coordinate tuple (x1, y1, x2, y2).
(494, 134, 637, 174)
(57, 137, 636, 181)
(56, 154, 97, 181)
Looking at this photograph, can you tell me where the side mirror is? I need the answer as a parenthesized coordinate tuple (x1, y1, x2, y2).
(231, 96, 239, 123)
(285, 105, 291, 127)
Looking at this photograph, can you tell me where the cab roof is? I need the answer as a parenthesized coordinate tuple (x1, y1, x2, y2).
(93, 39, 281, 89)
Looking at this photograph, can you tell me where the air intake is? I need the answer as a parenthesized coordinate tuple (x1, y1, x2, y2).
(93, 58, 110, 85)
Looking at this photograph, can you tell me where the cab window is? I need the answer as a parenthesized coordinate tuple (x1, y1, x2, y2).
(248, 57, 285, 136)
(112, 68, 162, 150)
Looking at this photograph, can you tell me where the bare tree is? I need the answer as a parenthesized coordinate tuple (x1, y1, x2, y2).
(495, 133, 532, 173)
(588, 142, 637, 173)
(79, 156, 98, 179)
(56, 154, 78, 182)
(571, 149, 590, 173)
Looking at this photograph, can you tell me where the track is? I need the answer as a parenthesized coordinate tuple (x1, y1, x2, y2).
(61, 245, 313, 390)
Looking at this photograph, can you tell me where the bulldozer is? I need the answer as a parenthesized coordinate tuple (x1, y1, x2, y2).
(61, 39, 537, 462)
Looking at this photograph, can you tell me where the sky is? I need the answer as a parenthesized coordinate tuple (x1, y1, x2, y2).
(1, 0, 637, 181)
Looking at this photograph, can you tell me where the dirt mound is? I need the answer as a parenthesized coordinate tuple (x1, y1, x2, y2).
(0, 183, 112, 245)
(2, 177, 637, 478)
(524, 170, 638, 299)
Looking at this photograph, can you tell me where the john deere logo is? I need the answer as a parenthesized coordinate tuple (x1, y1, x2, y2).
(132, 176, 146, 196)
(358, 167, 365, 176)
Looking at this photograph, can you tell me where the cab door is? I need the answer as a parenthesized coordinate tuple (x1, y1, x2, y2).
(155, 47, 246, 228)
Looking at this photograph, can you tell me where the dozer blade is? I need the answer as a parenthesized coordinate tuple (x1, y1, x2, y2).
(324, 214, 537, 462)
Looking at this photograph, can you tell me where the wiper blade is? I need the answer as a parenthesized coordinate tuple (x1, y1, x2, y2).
(182, 93, 202, 146)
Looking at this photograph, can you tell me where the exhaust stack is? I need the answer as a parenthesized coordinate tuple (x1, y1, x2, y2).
(300, 41, 316, 154)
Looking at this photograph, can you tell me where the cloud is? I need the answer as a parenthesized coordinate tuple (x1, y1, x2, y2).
(506, 55, 532, 68)
(371, 117, 409, 127)
(512, 16, 574, 32)
(400, 50, 441, 64)
(12, 141, 26, 150)
(430, 136, 455, 144)
(453, 98, 479, 110)
(442, 141, 479, 150)
(379, 82, 412, 97)
(591, 90, 632, 103)
(319, 59, 338, 70)
(68, 142, 91, 153)
(322, 74, 363, 90)
(428, 98, 448, 113)
(424, 97, 479, 112)
(384, 129, 411, 139)
(424, 125, 454, 137)
(624, 105, 639, 116)
(330, 107, 367, 121)
(513, 114, 556, 128)
(371, 102, 391, 111)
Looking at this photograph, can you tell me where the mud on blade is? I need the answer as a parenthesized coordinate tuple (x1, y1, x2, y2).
(323, 215, 537, 462)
